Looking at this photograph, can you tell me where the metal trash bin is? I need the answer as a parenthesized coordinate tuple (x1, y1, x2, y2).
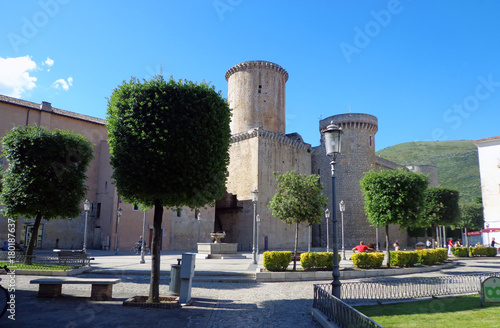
(169, 258, 182, 296)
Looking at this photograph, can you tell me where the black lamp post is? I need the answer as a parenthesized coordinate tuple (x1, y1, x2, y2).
(140, 206, 146, 264)
(115, 207, 122, 255)
(322, 121, 343, 298)
(251, 188, 259, 265)
(339, 200, 346, 261)
(83, 199, 90, 253)
(325, 208, 330, 253)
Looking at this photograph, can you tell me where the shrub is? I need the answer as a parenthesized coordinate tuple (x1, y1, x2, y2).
(352, 252, 384, 268)
(451, 247, 469, 257)
(435, 248, 448, 262)
(470, 247, 498, 257)
(417, 249, 440, 265)
(300, 252, 340, 270)
(390, 251, 419, 267)
(263, 251, 292, 271)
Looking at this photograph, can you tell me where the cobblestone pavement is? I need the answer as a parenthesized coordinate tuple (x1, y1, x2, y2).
(2, 256, 498, 327)
(3, 274, 322, 328)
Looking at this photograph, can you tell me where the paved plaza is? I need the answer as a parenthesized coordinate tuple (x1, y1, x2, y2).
(1, 250, 499, 328)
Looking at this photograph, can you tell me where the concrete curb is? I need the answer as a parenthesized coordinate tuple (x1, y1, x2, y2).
(255, 261, 457, 282)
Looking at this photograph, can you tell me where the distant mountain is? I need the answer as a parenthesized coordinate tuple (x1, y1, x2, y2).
(376, 140, 480, 202)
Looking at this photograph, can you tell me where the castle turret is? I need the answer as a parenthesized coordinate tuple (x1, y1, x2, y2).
(225, 61, 288, 135)
(312, 113, 379, 249)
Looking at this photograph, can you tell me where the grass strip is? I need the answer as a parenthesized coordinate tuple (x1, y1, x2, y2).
(0, 261, 74, 271)
(355, 295, 500, 328)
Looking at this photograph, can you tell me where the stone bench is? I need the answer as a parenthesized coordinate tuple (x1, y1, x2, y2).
(30, 277, 121, 300)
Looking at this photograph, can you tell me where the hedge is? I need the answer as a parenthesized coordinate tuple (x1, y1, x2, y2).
(436, 248, 448, 262)
(471, 247, 498, 257)
(300, 252, 341, 270)
(352, 252, 384, 268)
(263, 251, 292, 271)
(390, 251, 419, 267)
(452, 246, 498, 257)
(416, 249, 439, 265)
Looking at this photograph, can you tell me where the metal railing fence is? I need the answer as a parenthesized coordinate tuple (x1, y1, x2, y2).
(313, 284, 383, 328)
(0, 252, 91, 267)
(316, 272, 500, 306)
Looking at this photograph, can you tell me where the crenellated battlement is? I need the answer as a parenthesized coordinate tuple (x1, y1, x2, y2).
(231, 128, 310, 150)
(320, 113, 378, 134)
(225, 60, 289, 82)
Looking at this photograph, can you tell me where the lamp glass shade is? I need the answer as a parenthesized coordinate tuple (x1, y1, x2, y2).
(83, 199, 90, 212)
(251, 189, 259, 202)
(339, 200, 346, 212)
(323, 123, 342, 156)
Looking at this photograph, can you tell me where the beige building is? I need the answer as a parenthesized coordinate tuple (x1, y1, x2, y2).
(0, 95, 214, 252)
(474, 136, 500, 244)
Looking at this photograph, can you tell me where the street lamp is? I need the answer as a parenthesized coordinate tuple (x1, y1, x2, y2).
(83, 199, 90, 253)
(256, 214, 260, 255)
(140, 206, 146, 264)
(325, 208, 330, 252)
(339, 200, 346, 261)
(115, 207, 122, 255)
(322, 121, 343, 298)
(251, 188, 259, 265)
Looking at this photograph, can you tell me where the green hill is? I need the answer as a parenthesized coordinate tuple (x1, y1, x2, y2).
(376, 140, 480, 202)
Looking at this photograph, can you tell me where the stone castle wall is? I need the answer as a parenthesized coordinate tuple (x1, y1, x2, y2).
(221, 128, 312, 250)
(407, 165, 439, 187)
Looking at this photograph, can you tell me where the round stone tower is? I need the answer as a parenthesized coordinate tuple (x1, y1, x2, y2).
(313, 113, 379, 249)
(225, 61, 289, 135)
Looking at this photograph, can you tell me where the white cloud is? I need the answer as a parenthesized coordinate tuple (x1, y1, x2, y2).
(43, 57, 54, 71)
(0, 56, 37, 98)
(44, 57, 54, 67)
(52, 76, 73, 91)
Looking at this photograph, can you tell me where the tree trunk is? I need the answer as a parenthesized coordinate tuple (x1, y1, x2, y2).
(24, 213, 42, 265)
(385, 225, 391, 268)
(148, 200, 163, 303)
(293, 221, 299, 271)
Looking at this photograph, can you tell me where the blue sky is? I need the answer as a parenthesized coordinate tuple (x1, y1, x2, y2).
(1, 1, 499, 151)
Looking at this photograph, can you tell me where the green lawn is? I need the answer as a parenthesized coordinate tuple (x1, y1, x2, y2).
(356, 295, 500, 328)
(0, 262, 73, 271)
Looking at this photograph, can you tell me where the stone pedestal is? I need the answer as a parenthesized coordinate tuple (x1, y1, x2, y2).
(196, 243, 245, 259)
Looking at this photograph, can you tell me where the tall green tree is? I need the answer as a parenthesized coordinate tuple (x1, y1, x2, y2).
(268, 171, 327, 271)
(456, 200, 484, 247)
(360, 168, 428, 267)
(421, 187, 461, 244)
(457, 201, 483, 232)
(0, 125, 93, 264)
(106, 76, 231, 303)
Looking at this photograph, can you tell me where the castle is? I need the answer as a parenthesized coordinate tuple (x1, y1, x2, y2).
(0, 60, 437, 252)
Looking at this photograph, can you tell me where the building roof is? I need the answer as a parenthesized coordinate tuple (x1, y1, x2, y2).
(0, 94, 106, 126)
(473, 135, 500, 147)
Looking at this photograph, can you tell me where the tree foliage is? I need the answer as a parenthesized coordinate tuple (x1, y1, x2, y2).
(106, 75, 231, 302)
(360, 168, 429, 228)
(268, 171, 327, 270)
(457, 202, 484, 231)
(360, 168, 428, 267)
(421, 187, 461, 228)
(0, 125, 93, 264)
